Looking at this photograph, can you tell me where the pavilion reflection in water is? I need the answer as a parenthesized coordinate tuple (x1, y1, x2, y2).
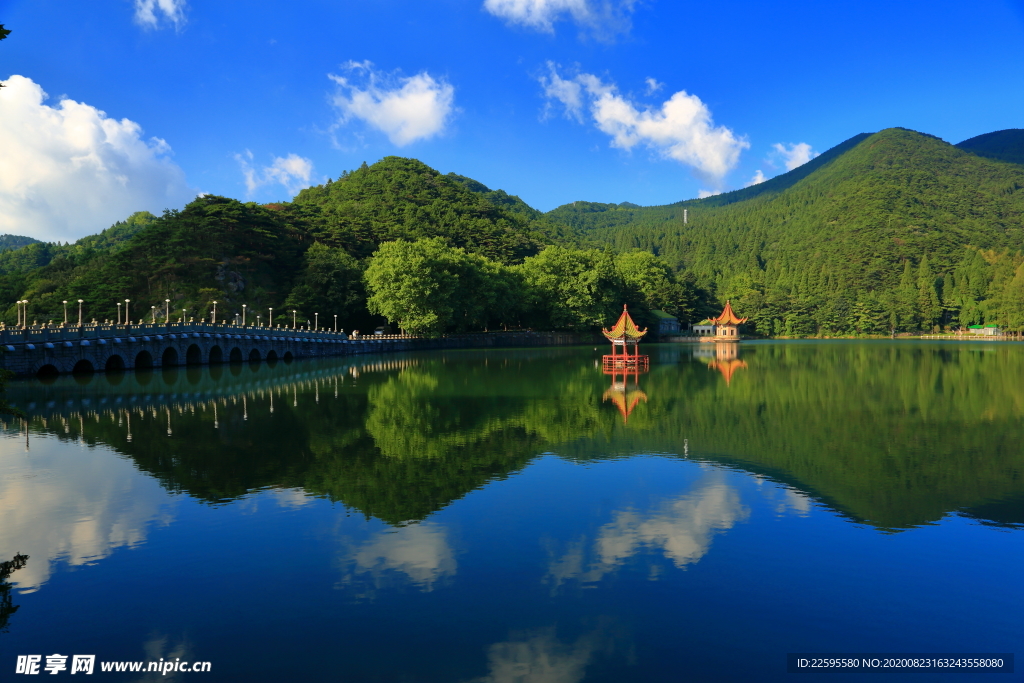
(602, 365, 648, 424)
(693, 343, 748, 386)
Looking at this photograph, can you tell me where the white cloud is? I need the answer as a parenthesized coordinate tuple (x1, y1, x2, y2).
(746, 169, 767, 187)
(644, 77, 664, 95)
(483, 0, 637, 39)
(235, 150, 314, 197)
(0, 76, 195, 242)
(539, 67, 585, 122)
(329, 61, 455, 147)
(697, 189, 722, 199)
(133, 0, 187, 30)
(770, 141, 819, 171)
(540, 64, 749, 185)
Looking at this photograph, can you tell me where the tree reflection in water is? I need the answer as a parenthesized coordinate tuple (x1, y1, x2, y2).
(5, 343, 1024, 531)
(0, 554, 28, 633)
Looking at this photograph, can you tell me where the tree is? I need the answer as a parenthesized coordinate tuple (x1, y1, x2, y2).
(517, 246, 627, 330)
(365, 238, 496, 336)
(0, 25, 9, 91)
(916, 255, 942, 331)
(284, 243, 364, 327)
(615, 250, 695, 322)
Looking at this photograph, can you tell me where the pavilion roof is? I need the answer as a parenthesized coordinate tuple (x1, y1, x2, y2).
(602, 305, 648, 341)
(709, 300, 748, 325)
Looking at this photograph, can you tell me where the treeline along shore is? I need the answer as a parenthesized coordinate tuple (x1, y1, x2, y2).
(3, 127, 1024, 345)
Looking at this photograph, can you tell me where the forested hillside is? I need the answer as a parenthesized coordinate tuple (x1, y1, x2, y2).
(0, 158, 692, 334)
(957, 129, 1024, 166)
(0, 235, 40, 252)
(4, 130, 1024, 337)
(555, 128, 1024, 335)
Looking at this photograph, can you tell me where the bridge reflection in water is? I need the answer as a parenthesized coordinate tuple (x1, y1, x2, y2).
(3, 356, 420, 446)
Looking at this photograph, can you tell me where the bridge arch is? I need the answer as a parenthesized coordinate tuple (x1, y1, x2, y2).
(266, 349, 278, 361)
(186, 344, 202, 365)
(162, 347, 179, 366)
(72, 359, 95, 374)
(283, 351, 293, 362)
(135, 350, 154, 369)
(105, 355, 126, 372)
(248, 349, 262, 362)
(209, 345, 223, 364)
(229, 347, 243, 362)
(36, 363, 60, 378)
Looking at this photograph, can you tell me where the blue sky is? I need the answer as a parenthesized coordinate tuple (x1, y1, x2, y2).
(2, 0, 1024, 241)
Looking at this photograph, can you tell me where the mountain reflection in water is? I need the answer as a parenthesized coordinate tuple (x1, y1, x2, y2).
(1, 343, 1021, 682)
(4, 342, 1023, 538)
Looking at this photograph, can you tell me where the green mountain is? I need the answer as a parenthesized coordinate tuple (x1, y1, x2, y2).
(0, 235, 40, 252)
(7, 130, 1024, 336)
(956, 129, 1024, 166)
(550, 127, 1024, 335)
(291, 156, 548, 263)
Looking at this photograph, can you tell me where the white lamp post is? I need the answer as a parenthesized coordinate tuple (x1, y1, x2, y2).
(292, 310, 296, 329)
(165, 299, 171, 323)
(77, 299, 83, 326)
(151, 305, 156, 324)
(334, 314, 338, 332)
(116, 302, 122, 325)
(269, 307, 273, 328)
(62, 300, 68, 325)
(242, 304, 247, 326)
(211, 301, 217, 324)
(315, 313, 319, 331)
(125, 299, 130, 325)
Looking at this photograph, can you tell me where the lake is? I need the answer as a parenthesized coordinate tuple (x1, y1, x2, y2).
(1, 341, 1021, 681)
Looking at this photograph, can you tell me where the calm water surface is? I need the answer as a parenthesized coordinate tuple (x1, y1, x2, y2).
(1, 342, 1021, 682)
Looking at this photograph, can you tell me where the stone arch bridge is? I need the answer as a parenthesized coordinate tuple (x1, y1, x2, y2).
(1, 322, 403, 377)
(0, 322, 581, 377)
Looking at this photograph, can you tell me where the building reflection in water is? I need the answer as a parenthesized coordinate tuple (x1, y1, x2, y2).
(693, 343, 748, 386)
(601, 367, 647, 424)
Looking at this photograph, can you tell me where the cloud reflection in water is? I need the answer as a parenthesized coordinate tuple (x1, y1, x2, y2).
(546, 472, 749, 587)
(468, 626, 615, 683)
(0, 433, 176, 592)
(338, 522, 456, 593)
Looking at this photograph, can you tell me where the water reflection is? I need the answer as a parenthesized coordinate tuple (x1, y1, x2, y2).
(0, 554, 29, 633)
(338, 522, 456, 593)
(134, 634, 193, 683)
(546, 472, 749, 588)
(468, 625, 619, 683)
(601, 367, 647, 425)
(5, 344, 1024, 530)
(693, 343, 748, 385)
(0, 433, 176, 592)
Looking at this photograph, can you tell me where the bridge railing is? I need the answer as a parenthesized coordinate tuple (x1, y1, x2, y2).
(0, 321, 362, 345)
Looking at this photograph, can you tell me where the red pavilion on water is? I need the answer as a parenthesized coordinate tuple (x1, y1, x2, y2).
(602, 305, 649, 370)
